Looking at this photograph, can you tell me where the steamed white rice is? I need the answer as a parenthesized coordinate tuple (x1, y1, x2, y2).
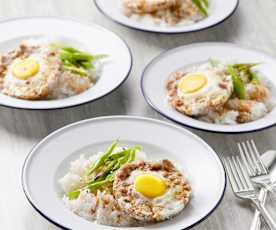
(59, 147, 147, 226)
(181, 61, 275, 124)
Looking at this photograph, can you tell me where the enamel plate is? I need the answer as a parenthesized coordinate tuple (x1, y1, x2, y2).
(141, 42, 276, 133)
(94, 0, 238, 33)
(22, 116, 226, 230)
(0, 17, 132, 109)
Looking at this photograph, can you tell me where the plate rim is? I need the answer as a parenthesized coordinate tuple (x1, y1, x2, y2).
(140, 42, 276, 133)
(0, 16, 133, 110)
(93, 0, 239, 34)
(21, 115, 227, 230)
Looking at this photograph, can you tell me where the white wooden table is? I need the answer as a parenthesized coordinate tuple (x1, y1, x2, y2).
(0, 0, 276, 229)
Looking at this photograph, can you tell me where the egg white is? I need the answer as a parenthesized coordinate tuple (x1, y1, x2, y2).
(174, 68, 233, 116)
(126, 170, 186, 220)
(3, 49, 50, 98)
(177, 70, 228, 99)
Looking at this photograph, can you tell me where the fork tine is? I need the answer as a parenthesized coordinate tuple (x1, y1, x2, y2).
(250, 140, 268, 174)
(228, 157, 243, 191)
(250, 140, 261, 158)
(231, 156, 247, 190)
(246, 140, 262, 175)
(241, 142, 259, 175)
(236, 156, 254, 190)
(223, 157, 239, 193)
(238, 143, 254, 176)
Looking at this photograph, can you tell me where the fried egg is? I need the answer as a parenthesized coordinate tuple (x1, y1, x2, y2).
(0, 39, 98, 100)
(2, 49, 50, 100)
(175, 70, 233, 116)
(113, 160, 191, 222)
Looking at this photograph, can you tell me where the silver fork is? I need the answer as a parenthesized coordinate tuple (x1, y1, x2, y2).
(223, 155, 276, 230)
(238, 140, 271, 230)
(238, 140, 276, 197)
(238, 140, 267, 178)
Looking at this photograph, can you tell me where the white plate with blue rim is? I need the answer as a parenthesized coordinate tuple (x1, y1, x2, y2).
(0, 17, 132, 110)
(141, 42, 276, 133)
(22, 116, 226, 230)
(94, 0, 239, 33)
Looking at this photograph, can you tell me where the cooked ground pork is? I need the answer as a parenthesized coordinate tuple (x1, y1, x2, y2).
(0, 40, 96, 100)
(166, 62, 274, 124)
(113, 160, 191, 222)
(123, 0, 204, 25)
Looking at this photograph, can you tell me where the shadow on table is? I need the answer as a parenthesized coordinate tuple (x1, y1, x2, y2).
(0, 86, 128, 140)
(193, 126, 276, 157)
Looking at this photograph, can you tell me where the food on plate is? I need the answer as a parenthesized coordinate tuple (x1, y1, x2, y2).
(166, 60, 274, 124)
(59, 141, 191, 227)
(122, 0, 209, 25)
(113, 160, 191, 222)
(0, 39, 106, 100)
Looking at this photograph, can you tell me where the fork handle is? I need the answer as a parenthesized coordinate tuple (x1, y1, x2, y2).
(250, 188, 267, 230)
(250, 213, 261, 230)
(253, 199, 276, 230)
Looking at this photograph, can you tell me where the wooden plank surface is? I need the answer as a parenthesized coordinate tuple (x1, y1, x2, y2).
(0, 0, 275, 229)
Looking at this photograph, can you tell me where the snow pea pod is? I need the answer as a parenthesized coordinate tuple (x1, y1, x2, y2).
(227, 65, 246, 99)
(63, 65, 87, 76)
(86, 141, 118, 176)
(192, 0, 208, 16)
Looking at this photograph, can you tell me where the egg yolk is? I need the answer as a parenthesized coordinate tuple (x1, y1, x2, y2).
(134, 174, 166, 198)
(178, 74, 207, 93)
(12, 59, 40, 80)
